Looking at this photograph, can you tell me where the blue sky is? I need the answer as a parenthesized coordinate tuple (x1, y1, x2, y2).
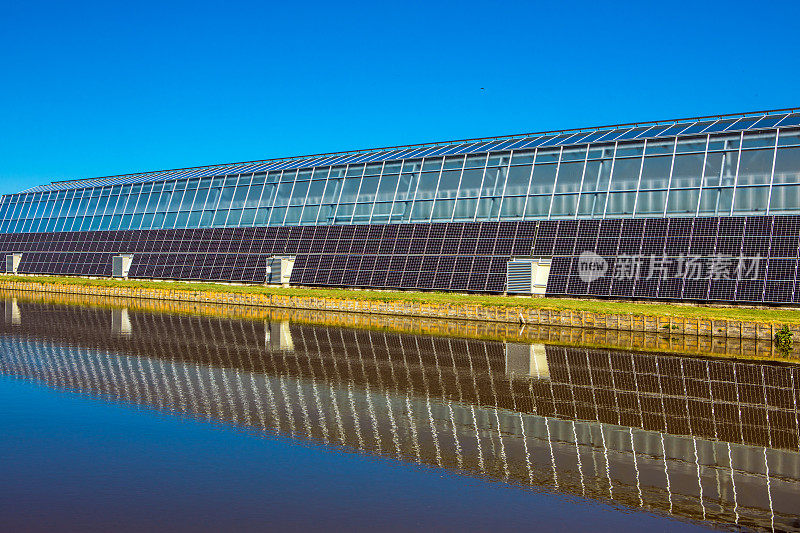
(1, 0, 798, 195)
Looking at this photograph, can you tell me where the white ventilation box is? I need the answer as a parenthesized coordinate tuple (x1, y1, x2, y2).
(266, 256, 295, 287)
(5, 254, 21, 274)
(112, 254, 134, 278)
(506, 258, 551, 295)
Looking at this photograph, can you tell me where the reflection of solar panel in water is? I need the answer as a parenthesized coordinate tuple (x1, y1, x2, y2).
(1, 300, 799, 531)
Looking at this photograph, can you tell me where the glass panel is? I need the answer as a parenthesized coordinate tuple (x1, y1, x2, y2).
(581, 160, 612, 192)
(222, 209, 242, 226)
(410, 200, 433, 221)
(311, 205, 330, 224)
(554, 161, 584, 193)
(737, 149, 774, 186)
(382, 162, 402, 174)
(671, 153, 704, 189)
(321, 179, 342, 204)
(773, 147, 800, 184)
(480, 167, 507, 198)
(186, 211, 202, 227)
(635, 190, 667, 215)
(414, 171, 440, 200)
(212, 208, 228, 226)
(769, 185, 800, 213)
(357, 176, 379, 202)
(94, 195, 109, 217)
(289, 180, 310, 205)
(560, 147, 586, 162)
(475, 197, 501, 219)
(284, 206, 302, 224)
(436, 170, 461, 198)
(778, 128, 800, 147)
(576, 192, 606, 218)
(503, 165, 531, 196)
(331, 203, 352, 223)
(304, 181, 325, 204)
(676, 136, 706, 153)
(395, 173, 418, 201)
(708, 133, 740, 151)
(529, 163, 556, 195)
(452, 198, 477, 220)
(431, 199, 455, 221)
(272, 183, 292, 207)
(376, 174, 399, 202)
(499, 196, 525, 219)
(268, 207, 286, 225)
(443, 155, 464, 169)
(371, 201, 392, 217)
(337, 178, 361, 203)
(457, 169, 483, 197)
(666, 188, 699, 216)
(509, 151, 534, 165)
(638, 155, 671, 189)
(524, 195, 551, 218)
(550, 194, 578, 218)
(487, 152, 510, 166)
(742, 131, 776, 149)
(203, 186, 221, 211)
(609, 158, 641, 191)
(352, 203, 371, 223)
(180, 188, 197, 211)
(702, 151, 738, 187)
(464, 154, 486, 168)
(605, 192, 636, 215)
(698, 187, 733, 215)
(534, 149, 558, 163)
(615, 141, 644, 158)
(733, 186, 769, 214)
(401, 160, 421, 173)
(245, 184, 264, 208)
(215, 186, 234, 211)
(421, 158, 442, 171)
(364, 163, 383, 176)
(645, 138, 674, 155)
(300, 205, 319, 223)
(253, 207, 269, 225)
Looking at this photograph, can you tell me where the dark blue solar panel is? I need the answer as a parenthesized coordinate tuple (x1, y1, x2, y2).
(726, 117, 760, 131)
(777, 113, 800, 127)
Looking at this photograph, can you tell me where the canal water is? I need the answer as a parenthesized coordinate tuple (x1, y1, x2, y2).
(1, 296, 799, 532)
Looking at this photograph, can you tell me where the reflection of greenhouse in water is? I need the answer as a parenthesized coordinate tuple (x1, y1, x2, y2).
(1, 299, 799, 531)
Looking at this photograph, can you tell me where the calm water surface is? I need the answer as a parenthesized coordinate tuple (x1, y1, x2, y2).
(1, 298, 799, 532)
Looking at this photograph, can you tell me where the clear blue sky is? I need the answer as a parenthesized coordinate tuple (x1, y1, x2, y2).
(1, 0, 798, 195)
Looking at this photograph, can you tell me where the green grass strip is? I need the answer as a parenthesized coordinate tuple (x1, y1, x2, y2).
(3, 274, 800, 325)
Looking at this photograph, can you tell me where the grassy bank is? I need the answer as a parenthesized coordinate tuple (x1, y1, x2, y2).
(4, 274, 800, 325)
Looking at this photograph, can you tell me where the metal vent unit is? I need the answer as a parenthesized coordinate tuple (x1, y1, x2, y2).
(506, 258, 551, 295)
(266, 256, 296, 287)
(5, 253, 21, 274)
(112, 255, 134, 278)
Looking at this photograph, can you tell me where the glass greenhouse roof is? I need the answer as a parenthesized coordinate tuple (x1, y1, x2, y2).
(20, 107, 800, 194)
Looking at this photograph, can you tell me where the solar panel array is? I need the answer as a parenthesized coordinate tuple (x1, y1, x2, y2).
(20, 109, 800, 194)
(542, 215, 800, 303)
(1, 215, 799, 303)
